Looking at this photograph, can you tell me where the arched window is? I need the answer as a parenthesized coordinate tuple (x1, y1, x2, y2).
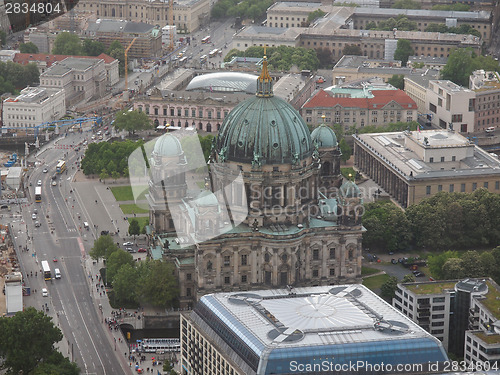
(198, 122, 203, 130)
(207, 123, 212, 132)
(111, 8, 115, 17)
(154, 119, 159, 126)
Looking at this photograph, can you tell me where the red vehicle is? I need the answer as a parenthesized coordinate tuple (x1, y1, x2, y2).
(138, 248, 147, 253)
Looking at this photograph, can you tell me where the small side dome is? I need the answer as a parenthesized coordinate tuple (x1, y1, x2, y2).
(196, 190, 219, 207)
(340, 180, 361, 198)
(153, 133, 183, 157)
(311, 124, 338, 148)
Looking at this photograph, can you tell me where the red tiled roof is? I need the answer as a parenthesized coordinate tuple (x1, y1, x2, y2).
(13, 53, 117, 67)
(303, 89, 416, 110)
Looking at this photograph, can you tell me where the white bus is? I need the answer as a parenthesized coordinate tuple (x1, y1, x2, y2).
(209, 49, 219, 58)
(200, 55, 208, 64)
(201, 36, 210, 44)
(140, 338, 180, 353)
(35, 186, 42, 202)
(41, 260, 51, 280)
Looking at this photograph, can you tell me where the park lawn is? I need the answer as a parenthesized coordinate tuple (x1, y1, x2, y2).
(110, 186, 148, 201)
(361, 266, 380, 276)
(120, 204, 150, 214)
(128, 216, 149, 229)
(362, 274, 390, 291)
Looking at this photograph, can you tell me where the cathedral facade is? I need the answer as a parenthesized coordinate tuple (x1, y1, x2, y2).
(146, 58, 364, 308)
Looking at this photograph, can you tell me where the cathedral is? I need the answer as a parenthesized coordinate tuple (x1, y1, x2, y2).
(145, 57, 365, 308)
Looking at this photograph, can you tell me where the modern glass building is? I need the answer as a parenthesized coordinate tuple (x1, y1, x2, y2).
(180, 285, 449, 375)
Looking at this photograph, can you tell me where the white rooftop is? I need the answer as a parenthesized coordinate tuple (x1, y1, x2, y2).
(199, 284, 438, 349)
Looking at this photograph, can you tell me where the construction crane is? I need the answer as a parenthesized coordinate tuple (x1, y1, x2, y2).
(169, 0, 174, 51)
(124, 37, 138, 99)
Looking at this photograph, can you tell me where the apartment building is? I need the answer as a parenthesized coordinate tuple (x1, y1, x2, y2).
(426, 80, 476, 132)
(14, 53, 119, 87)
(469, 70, 500, 133)
(39, 57, 106, 108)
(75, 0, 210, 33)
(84, 20, 162, 59)
(395, 278, 500, 365)
(302, 89, 417, 129)
(2, 87, 65, 132)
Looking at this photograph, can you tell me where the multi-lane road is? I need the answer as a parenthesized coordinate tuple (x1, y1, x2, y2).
(17, 129, 130, 374)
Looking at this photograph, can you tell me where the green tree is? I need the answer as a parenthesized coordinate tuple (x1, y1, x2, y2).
(442, 257, 464, 279)
(388, 74, 405, 89)
(394, 39, 414, 67)
(129, 218, 141, 239)
(32, 351, 79, 375)
(139, 260, 179, 307)
(381, 276, 398, 299)
(90, 234, 119, 261)
(392, 0, 421, 8)
(113, 109, 152, 135)
(362, 201, 412, 252)
(106, 249, 134, 284)
(315, 47, 334, 69)
(307, 9, 326, 23)
(339, 138, 352, 163)
(52, 32, 83, 55)
(163, 360, 177, 375)
(402, 274, 415, 283)
(460, 250, 485, 278)
(113, 264, 139, 305)
(432, 3, 470, 10)
(82, 39, 106, 56)
(342, 44, 362, 56)
(0, 30, 6, 46)
(111, 170, 121, 183)
(20, 42, 39, 53)
(427, 250, 460, 279)
(441, 48, 476, 86)
(107, 40, 124, 54)
(99, 169, 109, 183)
(0, 307, 73, 374)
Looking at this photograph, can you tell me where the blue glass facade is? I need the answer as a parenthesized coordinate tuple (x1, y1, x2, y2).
(264, 338, 448, 374)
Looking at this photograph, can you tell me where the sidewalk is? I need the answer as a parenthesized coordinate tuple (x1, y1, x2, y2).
(83, 257, 179, 374)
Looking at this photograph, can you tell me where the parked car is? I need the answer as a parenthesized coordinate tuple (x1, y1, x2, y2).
(123, 241, 133, 246)
(138, 248, 147, 253)
(126, 247, 137, 253)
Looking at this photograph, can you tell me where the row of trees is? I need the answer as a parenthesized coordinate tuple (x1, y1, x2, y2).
(90, 235, 178, 307)
(51, 33, 126, 75)
(0, 308, 79, 374)
(0, 61, 39, 95)
(363, 189, 500, 251)
(366, 15, 417, 32)
(428, 248, 500, 282)
(442, 48, 500, 86)
(224, 45, 320, 71)
(81, 139, 144, 178)
(425, 23, 481, 38)
(211, 0, 273, 21)
(391, 0, 469, 10)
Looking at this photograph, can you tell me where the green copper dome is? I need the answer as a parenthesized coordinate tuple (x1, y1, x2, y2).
(216, 55, 313, 165)
(216, 96, 313, 165)
(311, 124, 338, 148)
(153, 133, 183, 157)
